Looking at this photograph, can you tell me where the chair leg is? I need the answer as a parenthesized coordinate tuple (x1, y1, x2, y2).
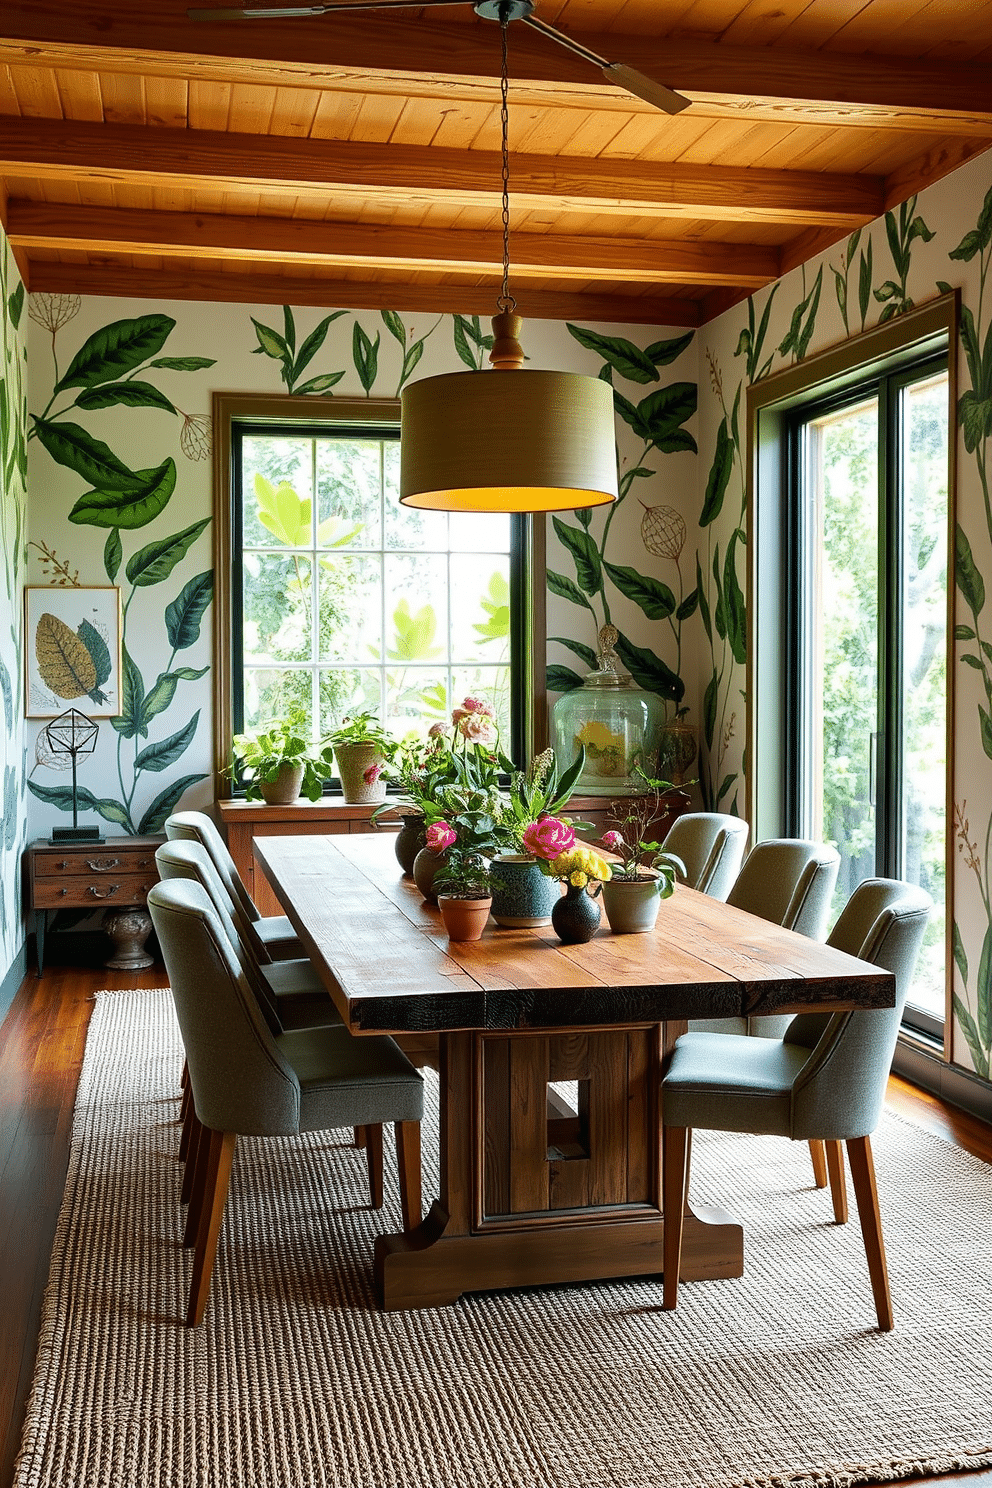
(364, 1124, 384, 1209)
(808, 1139, 828, 1189)
(353, 1126, 366, 1148)
(825, 1139, 848, 1224)
(846, 1134, 893, 1332)
(662, 1125, 690, 1311)
(183, 1118, 212, 1246)
(180, 1112, 203, 1207)
(187, 1129, 236, 1327)
(179, 1091, 196, 1163)
(395, 1121, 422, 1233)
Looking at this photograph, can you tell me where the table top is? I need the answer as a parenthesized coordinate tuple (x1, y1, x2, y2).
(253, 833, 895, 1036)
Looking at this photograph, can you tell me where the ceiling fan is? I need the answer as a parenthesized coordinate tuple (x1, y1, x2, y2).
(186, 0, 692, 116)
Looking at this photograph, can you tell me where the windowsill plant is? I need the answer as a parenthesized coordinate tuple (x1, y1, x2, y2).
(230, 713, 335, 804)
(323, 711, 397, 804)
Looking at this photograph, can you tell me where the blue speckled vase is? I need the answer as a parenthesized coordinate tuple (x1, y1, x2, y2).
(489, 854, 560, 928)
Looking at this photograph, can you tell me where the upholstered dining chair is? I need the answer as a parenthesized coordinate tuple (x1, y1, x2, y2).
(165, 809, 303, 962)
(661, 877, 931, 1330)
(148, 877, 424, 1326)
(660, 812, 749, 900)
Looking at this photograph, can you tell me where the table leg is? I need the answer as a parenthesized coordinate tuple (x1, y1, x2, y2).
(35, 909, 47, 978)
(374, 1025, 743, 1312)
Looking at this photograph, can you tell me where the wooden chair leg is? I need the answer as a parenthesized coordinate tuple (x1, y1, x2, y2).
(809, 1139, 828, 1188)
(180, 1112, 202, 1207)
(364, 1124, 384, 1209)
(180, 1059, 189, 1093)
(395, 1121, 422, 1233)
(662, 1125, 690, 1311)
(179, 1091, 196, 1163)
(187, 1129, 236, 1327)
(179, 1081, 191, 1127)
(846, 1134, 893, 1331)
(825, 1138, 848, 1224)
(353, 1126, 367, 1148)
(183, 1120, 214, 1245)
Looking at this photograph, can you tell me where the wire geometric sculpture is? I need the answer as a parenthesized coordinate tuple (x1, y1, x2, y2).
(44, 707, 102, 842)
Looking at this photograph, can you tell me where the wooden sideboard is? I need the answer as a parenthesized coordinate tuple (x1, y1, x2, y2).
(26, 835, 163, 974)
(218, 792, 689, 918)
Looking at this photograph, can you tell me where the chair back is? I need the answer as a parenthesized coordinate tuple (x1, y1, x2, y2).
(727, 838, 840, 939)
(786, 878, 932, 1140)
(165, 810, 259, 930)
(662, 813, 749, 900)
(155, 839, 282, 1032)
(148, 878, 301, 1136)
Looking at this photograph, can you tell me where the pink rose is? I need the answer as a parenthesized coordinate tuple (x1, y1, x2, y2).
(426, 821, 457, 853)
(601, 830, 624, 852)
(451, 706, 469, 725)
(458, 713, 497, 746)
(461, 695, 494, 717)
(428, 723, 446, 738)
(363, 762, 383, 785)
(523, 816, 575, 861)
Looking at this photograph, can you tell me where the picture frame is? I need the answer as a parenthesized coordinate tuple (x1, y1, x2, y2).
(25, 586, 123, 719)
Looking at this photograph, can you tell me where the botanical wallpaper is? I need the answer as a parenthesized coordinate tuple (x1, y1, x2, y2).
(696, 148, 992, 1077)
(0, 226, 27, 993)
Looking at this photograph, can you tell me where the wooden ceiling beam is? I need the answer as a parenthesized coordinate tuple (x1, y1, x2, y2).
(7, 201, 780, 289)
(1, 3, 990, 122)
(0, 119, 883, 228)
(24, 259, 702, 327)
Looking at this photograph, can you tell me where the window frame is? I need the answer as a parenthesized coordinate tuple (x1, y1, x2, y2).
(212, 392, 545, 798)
(745, 294, 958, 1054)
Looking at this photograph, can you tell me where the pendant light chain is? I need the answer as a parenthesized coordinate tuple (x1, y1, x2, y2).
(497, 11, 515, 313)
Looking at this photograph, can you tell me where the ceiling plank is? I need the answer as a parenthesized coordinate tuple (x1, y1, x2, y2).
(25, 258, 702, 326)
(6, 200, 780, 287)
(1, 4, 991, 121)
(0, 117, 884, 227)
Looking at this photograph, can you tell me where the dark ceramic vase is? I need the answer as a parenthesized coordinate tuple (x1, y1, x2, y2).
(394, 814, 428, 877)
(412, 846, 447, 904)
(551, 881, 601, 944)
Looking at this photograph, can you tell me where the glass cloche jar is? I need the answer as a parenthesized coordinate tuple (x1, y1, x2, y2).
(551, 626, 665, 796)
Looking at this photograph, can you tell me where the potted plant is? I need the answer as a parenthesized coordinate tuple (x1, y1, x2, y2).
(599, 772, 686, 933)
(433, 849, 494, 943)
(371, 731, 461, 874)
(323, 712, 397, 805)
(490, 746, 590, 927)
(230, 714, 334, 804)
(533, 827, 613, 943)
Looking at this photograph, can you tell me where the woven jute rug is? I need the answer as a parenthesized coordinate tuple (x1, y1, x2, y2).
(13, 989, 992, 1488)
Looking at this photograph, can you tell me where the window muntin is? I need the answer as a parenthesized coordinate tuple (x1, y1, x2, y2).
(232, 421, 519, 766)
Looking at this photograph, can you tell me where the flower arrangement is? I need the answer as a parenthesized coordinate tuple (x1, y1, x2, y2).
(601, 770, 685, 898)
(502, 746, 590, 852)
(229, 712, 335, 802)
(532, 825, 613, 890)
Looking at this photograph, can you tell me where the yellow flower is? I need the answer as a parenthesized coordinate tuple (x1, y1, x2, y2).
(569, 870, 588, 888)
(576, 720, 623, 752)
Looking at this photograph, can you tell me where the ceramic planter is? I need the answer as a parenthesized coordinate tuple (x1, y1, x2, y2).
(551, 881, 601, 943)
(333, 741, 388, 804)
(438, 895, 492, 942)
(489, 854, 560, 927)
(601, 874, 661, 934)
(412, 846, 447, 904)
(393, 813, 428, 876)
(258, 761, 305, 805)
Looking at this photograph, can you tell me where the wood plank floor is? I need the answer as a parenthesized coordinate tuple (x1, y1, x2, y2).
(1, 964, 991, 1488)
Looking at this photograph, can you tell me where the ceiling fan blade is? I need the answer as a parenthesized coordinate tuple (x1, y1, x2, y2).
(520, 15, 692, 116)
(188, 0, 464, 18)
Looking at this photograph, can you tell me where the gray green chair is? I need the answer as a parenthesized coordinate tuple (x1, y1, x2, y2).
(661, 877, 931, 1331)
(660, 812, 749, 901)
(148, 877, 424, 1326)
(165, 809, 303, 962)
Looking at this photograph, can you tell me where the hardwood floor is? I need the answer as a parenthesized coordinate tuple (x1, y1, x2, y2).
(1, 964, 990, 1488)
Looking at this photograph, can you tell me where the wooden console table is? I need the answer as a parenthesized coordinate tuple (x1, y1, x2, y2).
(218, 791, 689, 918)
(26, 836, 162, 975)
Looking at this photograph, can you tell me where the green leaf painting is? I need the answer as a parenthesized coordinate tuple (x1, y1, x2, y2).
(74, 380, 177, 415)
(68, 458, 177, 529)
(165, 571, 214, 651)
(125, 519, 211, 588)
(54, 315, 176, 393)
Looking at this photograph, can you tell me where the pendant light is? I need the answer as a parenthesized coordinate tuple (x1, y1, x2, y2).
(399, 2, 619, 514)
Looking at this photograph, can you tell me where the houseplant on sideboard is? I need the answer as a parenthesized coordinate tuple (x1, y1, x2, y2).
(230, 714, 335, 804)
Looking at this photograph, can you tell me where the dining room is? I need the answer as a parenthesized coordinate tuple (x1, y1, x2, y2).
(2, 1, 992, 1484)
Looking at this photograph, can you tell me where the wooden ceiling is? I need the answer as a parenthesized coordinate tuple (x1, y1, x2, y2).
(1, 0, 991, 328)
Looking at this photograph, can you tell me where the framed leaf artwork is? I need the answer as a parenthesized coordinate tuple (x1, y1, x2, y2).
(25, 587, 122, 718)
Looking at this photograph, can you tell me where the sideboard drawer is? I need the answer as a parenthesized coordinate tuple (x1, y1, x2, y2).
(34, 849, 158, 878)
(32, 872, 158, 909)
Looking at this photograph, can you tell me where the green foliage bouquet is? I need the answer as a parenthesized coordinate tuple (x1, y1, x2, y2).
(503, 746, 591, 851)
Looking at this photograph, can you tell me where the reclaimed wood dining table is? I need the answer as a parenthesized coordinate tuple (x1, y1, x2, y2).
(252, 831, 895, 1312)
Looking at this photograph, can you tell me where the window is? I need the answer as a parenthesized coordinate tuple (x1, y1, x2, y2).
(748, 299, 956, 1039)
(213, 395, 536, 790)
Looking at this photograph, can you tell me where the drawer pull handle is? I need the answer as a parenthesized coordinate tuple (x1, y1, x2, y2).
(86, 857, 122, 871)
(87, 884, 121, 899)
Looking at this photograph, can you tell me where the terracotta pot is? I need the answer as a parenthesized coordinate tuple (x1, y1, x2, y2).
(394, 813, 428, 877)
(438, 894, 492, 942)
(258, 761, 305, 805)
(551, 881, 601, 944)
(333, 740, 388, 804)
(489, 854, 560, 927)
(601, 874, 661, 934)
(412, 846, 448, 904)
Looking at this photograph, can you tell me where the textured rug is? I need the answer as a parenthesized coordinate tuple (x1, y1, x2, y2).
(13, 989, 992, 1488)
